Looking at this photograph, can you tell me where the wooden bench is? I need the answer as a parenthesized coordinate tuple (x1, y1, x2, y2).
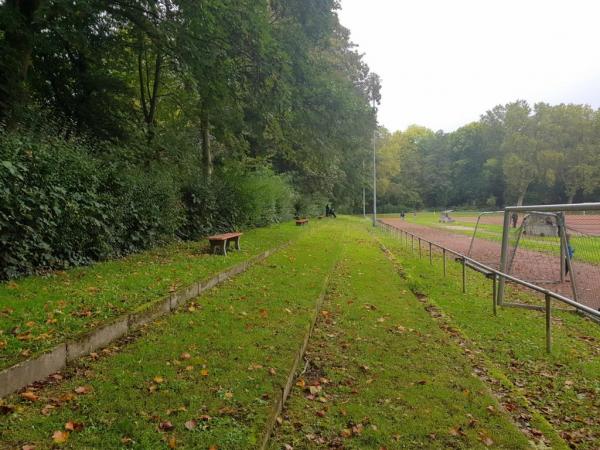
(296, 218, 309, 226)
(208, 232, 242, 256)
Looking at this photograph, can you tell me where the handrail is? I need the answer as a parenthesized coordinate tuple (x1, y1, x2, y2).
(378, 220, 600, 320)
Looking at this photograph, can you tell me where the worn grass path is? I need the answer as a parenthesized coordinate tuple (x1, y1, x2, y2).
(0, 222, 301, 370)
(270, 222, 530, 449)
(0, 221, 343, 449)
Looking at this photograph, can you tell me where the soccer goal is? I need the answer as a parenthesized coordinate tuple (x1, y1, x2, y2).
(497, 203, 600, 310)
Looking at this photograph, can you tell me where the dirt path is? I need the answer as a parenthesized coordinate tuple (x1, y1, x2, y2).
(381, 219, 600, 310)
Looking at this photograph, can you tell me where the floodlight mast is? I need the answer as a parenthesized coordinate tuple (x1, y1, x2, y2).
(372, 97, 377, 227)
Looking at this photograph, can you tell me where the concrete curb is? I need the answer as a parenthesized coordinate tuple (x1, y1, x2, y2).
(0, 242, 291, 399)
(260, 271, 332, 450)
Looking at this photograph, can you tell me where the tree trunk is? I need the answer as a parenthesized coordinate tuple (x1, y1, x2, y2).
(517, 191, 526, 207)
(567, 193, 575, 204)
(0, 0, 42, 120)
(200, 106, 212, 179)
(137, 41, 162, 143)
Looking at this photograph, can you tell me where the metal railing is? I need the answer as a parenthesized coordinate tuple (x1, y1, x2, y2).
(376, 221, 600, 353)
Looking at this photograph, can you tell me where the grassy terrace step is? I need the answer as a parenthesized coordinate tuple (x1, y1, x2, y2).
(0, 220, 343, 449)
(270, 223, 530, 449)
(378, 228, 600, 449)
(0, 222, 301, 370)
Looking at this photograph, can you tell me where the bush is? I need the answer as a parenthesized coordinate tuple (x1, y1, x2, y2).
(0, 126, 293, 280)
(179, 165, 294, 239)
(0, 130, 113, 278)
(110, 168, 185, 253)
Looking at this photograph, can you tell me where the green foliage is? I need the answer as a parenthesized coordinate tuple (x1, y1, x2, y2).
(0, 0, 379, 277)
(377, 100, 600, 209)
(179, 166, 293, 239)
(0, 127, 112, 278)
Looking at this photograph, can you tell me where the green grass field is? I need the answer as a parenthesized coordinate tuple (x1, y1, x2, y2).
(0, 222, 302, 370)
(1, 217, 598, 448)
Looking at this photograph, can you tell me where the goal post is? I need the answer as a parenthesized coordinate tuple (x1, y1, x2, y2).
(497, 202, 600, 309)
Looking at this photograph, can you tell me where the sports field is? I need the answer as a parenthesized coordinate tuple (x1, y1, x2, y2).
(380, 212, 600, 310)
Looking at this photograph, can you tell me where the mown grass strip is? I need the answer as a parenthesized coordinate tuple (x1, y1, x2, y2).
(0, 221, 341, 449)
(378, 227, 600, 449)
(270, 221, 531, 449)
(0, 222, 301, 370)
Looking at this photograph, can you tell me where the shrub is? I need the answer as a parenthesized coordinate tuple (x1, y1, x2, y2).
(0, 130, 112, 278)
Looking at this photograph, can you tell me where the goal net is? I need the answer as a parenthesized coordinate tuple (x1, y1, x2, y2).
(498, 203, 600, 311)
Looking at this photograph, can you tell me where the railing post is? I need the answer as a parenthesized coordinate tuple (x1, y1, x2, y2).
(411, 235, 414, 253)
(429, 242, 432, 264)
(461, 257, 466, 293)
(442, 249, 446, 276)
(497, 210, 511, 306)
(492, 275, 497, 316)
(545, 294, 552, 353)
(418, 238, 422, 258)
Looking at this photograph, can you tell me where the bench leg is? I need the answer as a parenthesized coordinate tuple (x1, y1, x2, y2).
(234, 236, 241, 250)
(222, 240, 227, 256)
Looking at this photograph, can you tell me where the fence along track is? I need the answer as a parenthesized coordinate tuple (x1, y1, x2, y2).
(377, 220, 600, 354)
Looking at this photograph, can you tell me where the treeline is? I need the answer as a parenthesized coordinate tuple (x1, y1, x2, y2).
(376, 100, 600, 211)
(0, 0, 380, 279)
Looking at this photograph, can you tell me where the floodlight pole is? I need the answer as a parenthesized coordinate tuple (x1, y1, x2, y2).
(372, 98, 377, 227)
(362, 160, 366, 218)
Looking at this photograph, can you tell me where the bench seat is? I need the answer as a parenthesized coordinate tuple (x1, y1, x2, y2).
(296, 219, 309, 226)
(208, 232, 243, 256)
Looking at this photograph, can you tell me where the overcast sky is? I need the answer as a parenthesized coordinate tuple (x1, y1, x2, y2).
(338, 0, 600, 132)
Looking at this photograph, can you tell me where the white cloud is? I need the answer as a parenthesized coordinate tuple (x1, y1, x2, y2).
(338, 0, 600, 132)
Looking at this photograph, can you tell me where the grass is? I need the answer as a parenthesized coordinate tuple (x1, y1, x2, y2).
(270, 222, 530, 449)
(377, 226, 600, 449)
(0, 220, 343, 449)
(0, 222, 301, 370)
(2, 217, 598, 448)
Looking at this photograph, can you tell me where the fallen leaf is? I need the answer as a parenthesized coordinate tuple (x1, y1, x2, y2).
(224, 392, 233, 400)
(153, 376, 165, 384)
(52, 430, 69, 444)
(41, 404, 55, 416)
(20, 391, 39, 402)
(184, 420, 197, 430)
(159, 421, 174, 431)
(180, 352, 191, 360)
(248, 363, 263, 371)
(268, 367, 276, 376)
(74, 385, 92, 395)
(259, 309, 268, 318)
(0, 404, 15, 415)
(200, 369, 209, 377)
(167, 435, 177, 448)
(64, 421, 84, 431)
(22, 445, 36, 450)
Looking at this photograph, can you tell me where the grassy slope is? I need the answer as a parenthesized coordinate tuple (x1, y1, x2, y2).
(270, 222, 530, 449)
(0, 222, 300, 370)
(0, 220, 343, 449)
(378, 227, 600, 449)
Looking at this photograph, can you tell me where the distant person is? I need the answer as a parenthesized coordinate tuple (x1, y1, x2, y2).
(400, 211, 405, 220)
(330, 206, 337, 218)
(325, 204, 331, 217)
(511, 212, 518, 228)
